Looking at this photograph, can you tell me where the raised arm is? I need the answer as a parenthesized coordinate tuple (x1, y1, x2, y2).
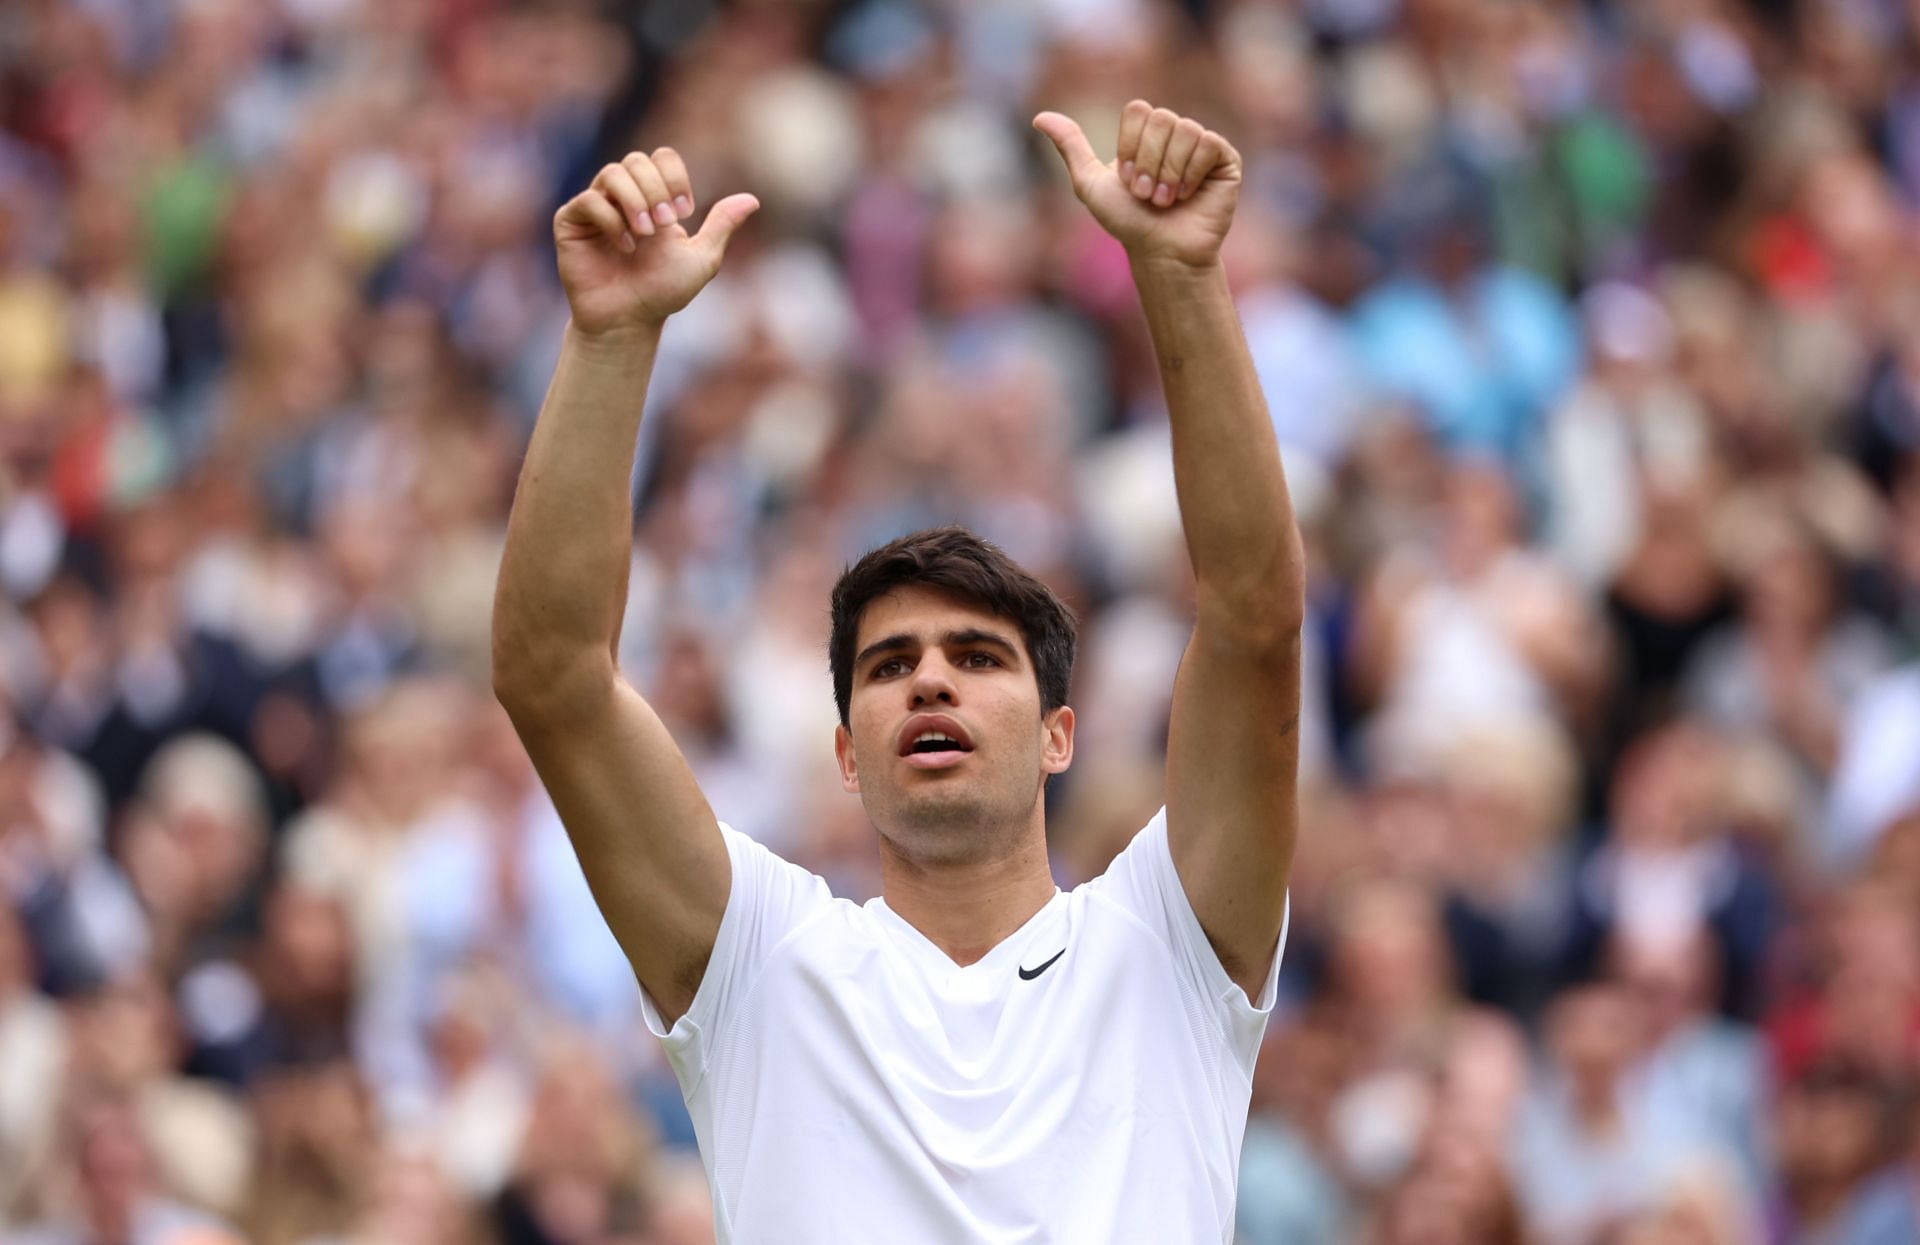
(1037, 103, 1303, 997)
(492, 150, 758, 1025)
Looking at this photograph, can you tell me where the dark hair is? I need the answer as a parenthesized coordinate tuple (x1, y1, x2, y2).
(828, 527, 1076, 728)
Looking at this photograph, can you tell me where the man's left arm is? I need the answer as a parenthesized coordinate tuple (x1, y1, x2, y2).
(1037, 103, 1302, 998)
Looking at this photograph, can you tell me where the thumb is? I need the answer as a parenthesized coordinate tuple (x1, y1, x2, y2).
(692, 193, 760, 267)
(1032, 112, 1101, 190)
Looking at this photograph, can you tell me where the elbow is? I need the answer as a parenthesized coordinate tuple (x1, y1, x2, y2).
(489, 645, 541, 715)
(1196, 555, 1307, 653)
(490, 646, 535, 711)
(488, 606, 535, 704)
(1248, 609, 1308, 660)
(492, 657, 614, 725)
(1195, 593, 1304, 660)
(491, 618, 613, 719)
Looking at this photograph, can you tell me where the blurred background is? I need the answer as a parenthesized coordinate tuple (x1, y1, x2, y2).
(1, 0, 1919, 1242)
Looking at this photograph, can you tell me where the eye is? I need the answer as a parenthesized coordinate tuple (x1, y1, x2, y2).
(872, 658, 909, 679)
(962, 651, 1000, 669)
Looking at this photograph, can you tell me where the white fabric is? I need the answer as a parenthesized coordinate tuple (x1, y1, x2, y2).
(641, 808, 1287, 1243)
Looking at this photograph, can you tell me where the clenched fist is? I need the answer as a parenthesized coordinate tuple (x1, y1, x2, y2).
(1033, 102, 1240, 270)
(553, 148, 759, 336)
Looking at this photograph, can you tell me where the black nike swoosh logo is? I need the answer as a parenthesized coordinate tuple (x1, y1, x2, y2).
(1018, 949, 1065, 980)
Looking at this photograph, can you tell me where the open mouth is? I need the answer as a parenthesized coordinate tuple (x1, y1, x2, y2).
(906, 732, 969, 755)
(897, 716, 975, 767)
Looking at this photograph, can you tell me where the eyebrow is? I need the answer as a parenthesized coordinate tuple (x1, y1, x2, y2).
(855, 628, 1022, 672)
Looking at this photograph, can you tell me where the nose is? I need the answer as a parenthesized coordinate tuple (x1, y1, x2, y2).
(908, 652, 959, 708)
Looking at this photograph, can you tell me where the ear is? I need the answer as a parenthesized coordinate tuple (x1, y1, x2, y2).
(833, 722, 861, 794)
(1041, 705, 1074, 776)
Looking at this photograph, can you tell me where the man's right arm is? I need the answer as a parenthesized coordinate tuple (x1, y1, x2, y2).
(491, 149, 757, 1026)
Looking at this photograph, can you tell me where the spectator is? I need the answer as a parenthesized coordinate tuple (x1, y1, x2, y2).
(10, 1093, 244, 1245)
(1511, 984, 1730, 1245)
(0, 1, 1914, 1239)
(1608, 926, 1768, 1194)
(1768, 1060, 1917, 1245)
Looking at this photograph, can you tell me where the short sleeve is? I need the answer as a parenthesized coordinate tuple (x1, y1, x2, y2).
(1088, 807, 1288, 1064)
(639, 824, 833, 1091)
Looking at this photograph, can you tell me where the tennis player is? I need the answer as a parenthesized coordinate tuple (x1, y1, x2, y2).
(493, 101, 1304, 1243)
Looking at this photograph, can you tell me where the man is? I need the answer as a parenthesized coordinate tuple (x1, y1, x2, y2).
(492, 101, 1304, 1242)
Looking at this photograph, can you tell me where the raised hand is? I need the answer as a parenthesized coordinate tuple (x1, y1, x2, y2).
(1033, 102, 1241, 270)
(552, 148, 759, 337)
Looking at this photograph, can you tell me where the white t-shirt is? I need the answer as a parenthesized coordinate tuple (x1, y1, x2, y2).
(641, 808, 1287, 1243)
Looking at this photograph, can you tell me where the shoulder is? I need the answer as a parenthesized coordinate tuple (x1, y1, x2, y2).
(1076, 808, 1169, 901)
(716, 822, 840, 934)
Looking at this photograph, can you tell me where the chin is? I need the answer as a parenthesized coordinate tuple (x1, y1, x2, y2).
(897, 788, 991, 833)
(868, 790, 972, 844)
(872, 783, 1033, 865)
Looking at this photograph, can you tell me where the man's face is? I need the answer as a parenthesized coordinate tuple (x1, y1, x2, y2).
(834, 585, 1072, 865)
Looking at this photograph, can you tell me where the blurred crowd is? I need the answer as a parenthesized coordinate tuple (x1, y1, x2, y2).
(2, 0, 1919, 1242)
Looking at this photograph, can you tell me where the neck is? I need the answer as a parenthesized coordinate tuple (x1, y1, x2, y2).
(878, 821, 1056, 966)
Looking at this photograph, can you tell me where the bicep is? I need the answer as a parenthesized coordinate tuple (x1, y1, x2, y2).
(1163, 622, 1300, 996)
(506, 675, 730, 1024)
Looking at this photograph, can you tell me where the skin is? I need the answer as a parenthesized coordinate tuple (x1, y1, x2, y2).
(493, 101, 1302, 1028)
(492, 149, 753, 1026)
(833, 585, 1073, 965)
(1036, 103, 1304, 994)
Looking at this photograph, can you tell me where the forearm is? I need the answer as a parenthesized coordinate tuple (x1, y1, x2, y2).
(1135, 258, 1305, 637)
(493, 322, 660, 702)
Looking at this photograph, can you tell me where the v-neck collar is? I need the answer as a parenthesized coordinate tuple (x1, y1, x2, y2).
(868, 887, 1067, 975)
